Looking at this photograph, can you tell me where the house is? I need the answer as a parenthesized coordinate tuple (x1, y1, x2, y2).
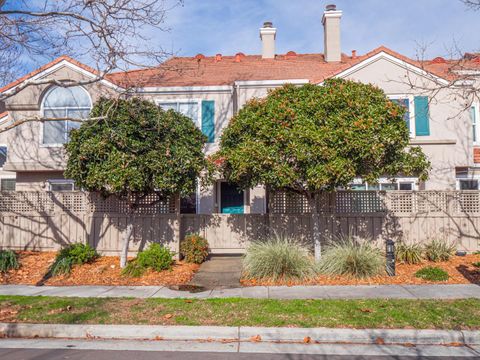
(0, 4, 479, 215)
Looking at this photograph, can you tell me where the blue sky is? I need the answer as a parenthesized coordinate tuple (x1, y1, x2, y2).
(155, 0, 480, 60)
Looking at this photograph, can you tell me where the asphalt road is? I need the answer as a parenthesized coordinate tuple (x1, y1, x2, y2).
(0, 349, 476, 360)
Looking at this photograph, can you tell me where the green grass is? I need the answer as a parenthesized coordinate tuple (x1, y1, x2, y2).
(1, 296, 480, 329)
(415, 266, 449, 282)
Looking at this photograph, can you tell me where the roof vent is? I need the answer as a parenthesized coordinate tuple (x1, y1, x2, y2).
(235, 52, 246, 62)
(431, 56, 446, 64)
(285, 51, 297, 59)
(326, 4, 337, 11)
(195, 53, 206, 60)
(215, 54, 222, 62)
(351, 50, 357, 59)
(263, 21, 273, 28)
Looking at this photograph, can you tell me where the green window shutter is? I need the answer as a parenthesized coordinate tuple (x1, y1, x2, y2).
(201, 100, 215, 143)
(414, 96, 430, 136)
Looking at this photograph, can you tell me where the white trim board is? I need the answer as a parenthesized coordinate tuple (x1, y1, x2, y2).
(330, 51, 450, 86)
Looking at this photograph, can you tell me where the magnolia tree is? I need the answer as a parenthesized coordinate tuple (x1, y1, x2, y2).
(215, 79, 430, 260)
(65, 98, 207, 267)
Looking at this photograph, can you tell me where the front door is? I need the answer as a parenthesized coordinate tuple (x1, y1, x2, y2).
(220, 182, 244, 214)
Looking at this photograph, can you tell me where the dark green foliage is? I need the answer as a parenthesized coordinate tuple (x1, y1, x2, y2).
(49, 243, 98, 276)
(123, 243, 174, 277)
(472, 262, 480, 268)
(180, 234, 209, 264)
(215, 79, 430, 194)
(65, 97, 207, 199)
(415, 266, 449, 281)
(317, 236, 385, 278)
(0, 250, 19, 273)
(424, 239, 456, 262)
(395, 242, 423, 264)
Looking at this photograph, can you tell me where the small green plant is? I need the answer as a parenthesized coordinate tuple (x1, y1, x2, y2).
(395, 242, 423, 265)
(424, 239, 456, 262)
(122, 243, 174, 277)
(243, 234, 316, 281)
(415, 266, 449, 281)
(317, 236, 385, 279)
(180, 234, 209, 264)
(473, 262, 480, 268)
(49, 243, 98, 276)
(0, 250, 19, 273)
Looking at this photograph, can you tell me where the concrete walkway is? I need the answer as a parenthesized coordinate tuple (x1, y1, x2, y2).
(0, 283, 479, 299)
(188, 256, 242, 289)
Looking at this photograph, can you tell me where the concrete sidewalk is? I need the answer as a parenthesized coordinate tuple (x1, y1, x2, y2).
(0, 283, 479, 299)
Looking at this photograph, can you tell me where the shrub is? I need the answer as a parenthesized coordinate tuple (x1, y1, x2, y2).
(317, 236, 385, 279)
(424, 239, 456, 262)
(0, 250, 19, 273)
(395, 242, 423, 265)
(473, 262, 480, 268)
(49, 243, 98, 276)
(415, 266, 449, 281)
(243, 234, 316, 281)
(180, 234, 209, 264)
(122, 243, 174, 277)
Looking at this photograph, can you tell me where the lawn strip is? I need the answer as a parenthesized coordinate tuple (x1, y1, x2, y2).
(0, 296, 479, 329)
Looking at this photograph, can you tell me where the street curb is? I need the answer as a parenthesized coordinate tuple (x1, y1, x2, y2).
(1, 323, 479, 345)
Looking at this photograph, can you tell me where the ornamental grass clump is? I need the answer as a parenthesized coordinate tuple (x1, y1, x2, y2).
(317, 236, 385, 279)
(395, 241, 423, 264)
(180, 234, 209, 264)
(0, 249, 19, 273)
(49, 243, 98, 276)
(415, 266, 449, 281)
(424, 239, 456, 262)
(122, 243, 174, 277)
(243, 235, 316, 281)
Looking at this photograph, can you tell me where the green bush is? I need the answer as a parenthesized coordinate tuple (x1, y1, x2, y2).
(180, 234, 209, 264)
(49, 243, 98, 276)
(122, 243, 174, 277)
(395, 242, 423, 264)
(317, 236, 385, 279)
(0, 250, 19, 273)
(415, 266, 449, 281)
(424, 239, 456, 262)
(473, 262, 480, 268)
(243, 234, 316, 281)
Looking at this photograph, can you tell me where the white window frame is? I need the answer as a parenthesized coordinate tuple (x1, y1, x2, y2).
(47, 179, 76, 191)
(456, 173, 480, 190)
(388, 94, 415, 138)
(350, 177, 417, 191)
(156, 99, 202, 129)
(40, 86, 92, 148)
(471, 103, 480, 145)
(0, 144, 7, 170)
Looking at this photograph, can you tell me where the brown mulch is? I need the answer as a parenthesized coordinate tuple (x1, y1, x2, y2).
(0, 251, 199, 286)
(241, 254, 480, 287)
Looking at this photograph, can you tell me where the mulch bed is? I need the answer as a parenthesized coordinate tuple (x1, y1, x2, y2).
(241, 254, 480, 286)
(0, 251, 199, 286)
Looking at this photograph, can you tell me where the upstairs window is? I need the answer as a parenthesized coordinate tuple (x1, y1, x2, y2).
(471, 105, 479, 144)
(42, 86, 92, 145)
(158, 101, 200, 127)
(0, 146, 6, 168)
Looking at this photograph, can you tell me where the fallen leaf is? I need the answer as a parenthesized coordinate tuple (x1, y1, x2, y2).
(303, 336, 311, 344)
(250, 335, 262, 342)
(360, 308, 372, 313)
(164, 313, 174, 319)
(184, 300, 193, 303)
(154, 336, 163, 341)
(375, 337, 385, 345)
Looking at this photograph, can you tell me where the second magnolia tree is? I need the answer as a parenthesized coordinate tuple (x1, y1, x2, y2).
(214, 79, 430, 260)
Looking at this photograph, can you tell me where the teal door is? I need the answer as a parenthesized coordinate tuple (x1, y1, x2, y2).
(220, 182, 244, 214)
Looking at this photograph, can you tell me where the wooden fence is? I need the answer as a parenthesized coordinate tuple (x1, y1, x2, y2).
(1, 191, 480, 254)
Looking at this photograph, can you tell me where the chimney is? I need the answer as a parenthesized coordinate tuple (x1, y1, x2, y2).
(260, 21, 276, 59)
(322, 4, 342, 62)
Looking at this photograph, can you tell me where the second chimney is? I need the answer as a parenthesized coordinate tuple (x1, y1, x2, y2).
(260, 21, 276, 59)
(322, 4, 342, 62)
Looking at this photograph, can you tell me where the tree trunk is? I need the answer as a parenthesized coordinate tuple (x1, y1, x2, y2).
(308, 194, 322, 261)
(120, 217, 134, 268)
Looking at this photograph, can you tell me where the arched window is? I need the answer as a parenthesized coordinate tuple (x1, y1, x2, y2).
(42, 86, 92, 145)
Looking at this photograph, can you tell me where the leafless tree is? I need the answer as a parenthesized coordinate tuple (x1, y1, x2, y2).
(0, 0, 182, 125)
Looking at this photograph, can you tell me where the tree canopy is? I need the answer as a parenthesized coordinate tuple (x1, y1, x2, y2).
(65, 97, 207, 199)
(216, 79, 430, 195)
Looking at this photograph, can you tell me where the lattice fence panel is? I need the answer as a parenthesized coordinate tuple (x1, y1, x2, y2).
(416, 191, 451, 213)
(333, 191, 385, 213)
(453, 191, 480, 213)
(385, 192, 414, 213)
(0, 192, 54, 213)
(53, 192, 89, 213)
(88, 193, 175, 214)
